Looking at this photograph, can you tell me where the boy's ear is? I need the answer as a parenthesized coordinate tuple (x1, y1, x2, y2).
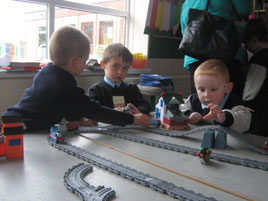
(100, 60, 105, 69)
(225, 82, 233, 94)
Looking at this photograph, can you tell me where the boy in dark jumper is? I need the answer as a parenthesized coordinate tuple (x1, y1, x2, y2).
(88, 43, 150, 115)
(3, 26, 151, 131)
(180, 59, 251, 133)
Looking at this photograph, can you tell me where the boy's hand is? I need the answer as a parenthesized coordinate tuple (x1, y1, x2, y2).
(79, 117, 98, 126)
(203, 103, 225, 123)
(127, 103, 141, 114)
(133, 113, 151, 127)
(114, 107, 124, 111)
(189, 112, 202, 124)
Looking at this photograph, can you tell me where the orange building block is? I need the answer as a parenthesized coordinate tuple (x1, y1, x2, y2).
(0, 142, 6, 157)
(5, 135, 24, 159)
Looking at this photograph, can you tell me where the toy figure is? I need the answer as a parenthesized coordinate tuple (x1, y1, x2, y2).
(264, 141, 268, 151)
(197, 147, 212, 164)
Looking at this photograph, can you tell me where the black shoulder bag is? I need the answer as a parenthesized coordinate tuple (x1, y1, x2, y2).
(178, 0, 246, 64)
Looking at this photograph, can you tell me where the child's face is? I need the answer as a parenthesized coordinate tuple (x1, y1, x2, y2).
(244, 37, 258, 53)
(195, 74, 232, 106)
(101, 56, 130, 83)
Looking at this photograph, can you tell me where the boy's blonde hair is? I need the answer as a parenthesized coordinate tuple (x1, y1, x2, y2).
(102, 43, 133, 65)
(49, 25, 90, 67)
(194, 59, 230, 83)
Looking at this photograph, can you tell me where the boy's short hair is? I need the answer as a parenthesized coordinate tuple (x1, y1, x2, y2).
(102, 43, 133, 65)
(49, 25, 90, 67)
(194, 59, 230, 83)
(243, 19, 267, 42)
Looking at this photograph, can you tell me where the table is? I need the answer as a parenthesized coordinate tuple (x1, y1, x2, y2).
(0, 126, 267, 201)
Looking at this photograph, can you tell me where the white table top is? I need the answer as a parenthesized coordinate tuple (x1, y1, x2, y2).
(0, 125, 267, 201)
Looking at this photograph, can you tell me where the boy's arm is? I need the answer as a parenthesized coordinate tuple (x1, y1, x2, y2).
(88, 84, 103, 102)
(180, 95, 194, 116)
(128, 84, 150, 115)
(224, 105, 251, 133)
(243, 63, 267, 101)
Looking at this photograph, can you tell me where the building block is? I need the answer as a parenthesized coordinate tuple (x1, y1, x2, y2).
(0, 142, 6, 157)
(1, 112, 22, 123)
(5, 135, 24, 159)
(214, 130, 227, 149)
(201, 129, 215, 148)
(2, 125, 24, 135)
(1, 112, 24, 159)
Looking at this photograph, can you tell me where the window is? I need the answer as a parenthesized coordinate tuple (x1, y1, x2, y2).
(0, 0, 129, 62)
(0, 1, 47, 61)
(63, 0, 126, 10)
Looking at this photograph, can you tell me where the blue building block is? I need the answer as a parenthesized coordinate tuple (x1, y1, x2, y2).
(214, 130, 227, 149)
(201, 129, 215, 148)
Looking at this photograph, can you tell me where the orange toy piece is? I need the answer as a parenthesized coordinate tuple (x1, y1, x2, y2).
(1, 112, 24, 160)
(0, 142, 6, 157)
(5, 134, 23, 159)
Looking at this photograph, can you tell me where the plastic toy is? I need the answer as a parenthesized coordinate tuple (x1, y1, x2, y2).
(201, 129, 227, 149)
(78, 126, 268, 171)
(66, 121, 80, 130)
(264, 141, 268, 151)
(201, 129, 215, 148)
(150, 119, 161, 127)
(1, 113, 24, 159)
(64, 163, 116, 201)
(155, 92, 189, 130)
(197, 147, 212, 163)
(49, 125, 64, 144)
(214, 130, 227, 149)
(49, 138, 216, 201)
(123, 104, 133, 113)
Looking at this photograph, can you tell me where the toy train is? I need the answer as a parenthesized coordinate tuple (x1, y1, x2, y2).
(49, 121, 80, 144)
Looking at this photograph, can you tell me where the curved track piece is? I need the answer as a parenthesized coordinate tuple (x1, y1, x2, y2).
(49, 140, 217, 201)
(64, 163, 116, 201)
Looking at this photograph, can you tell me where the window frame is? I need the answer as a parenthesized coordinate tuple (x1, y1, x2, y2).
(12, 0, 130, 59)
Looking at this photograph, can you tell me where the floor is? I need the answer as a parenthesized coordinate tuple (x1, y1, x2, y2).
(0, 125, 267, 201)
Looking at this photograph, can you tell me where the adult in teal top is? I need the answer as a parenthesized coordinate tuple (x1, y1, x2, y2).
(180, 0, 252, 97)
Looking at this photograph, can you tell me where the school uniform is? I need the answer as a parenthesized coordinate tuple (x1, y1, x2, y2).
(5, 63, 134, 131)
(88, 77, 150, 114)
(181, 93, 251, 133)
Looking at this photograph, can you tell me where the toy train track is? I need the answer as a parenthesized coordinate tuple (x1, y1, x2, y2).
(79, 127, 268, 171)
(64, 163, 116, 201)
(49, 139, 218, 201)
(78, 124, 268, 156)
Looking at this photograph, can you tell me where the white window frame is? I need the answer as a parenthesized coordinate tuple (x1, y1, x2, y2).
(12, 0, 131, 57)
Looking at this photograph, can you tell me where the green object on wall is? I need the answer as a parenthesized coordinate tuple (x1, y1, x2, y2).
(148, 35, 184, 59)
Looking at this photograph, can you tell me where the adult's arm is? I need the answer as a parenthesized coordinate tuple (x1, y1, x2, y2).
(243, 63, 267, 101)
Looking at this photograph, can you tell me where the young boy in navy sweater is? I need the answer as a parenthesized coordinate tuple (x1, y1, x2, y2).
(3, 26, 150, 131)
(88, 43, 150, 115)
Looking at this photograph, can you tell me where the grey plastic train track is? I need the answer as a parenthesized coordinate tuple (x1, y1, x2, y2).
(78, 126, 268, 171)
(64, 163, 116, 201)
(79, 124, 268, 156)
(49, 140, 218, 201)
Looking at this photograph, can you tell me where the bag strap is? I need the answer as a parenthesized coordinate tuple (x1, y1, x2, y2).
(206, 0, 236, 20)
(205, 0, 210, 11)
(229, 0, 240, 20)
